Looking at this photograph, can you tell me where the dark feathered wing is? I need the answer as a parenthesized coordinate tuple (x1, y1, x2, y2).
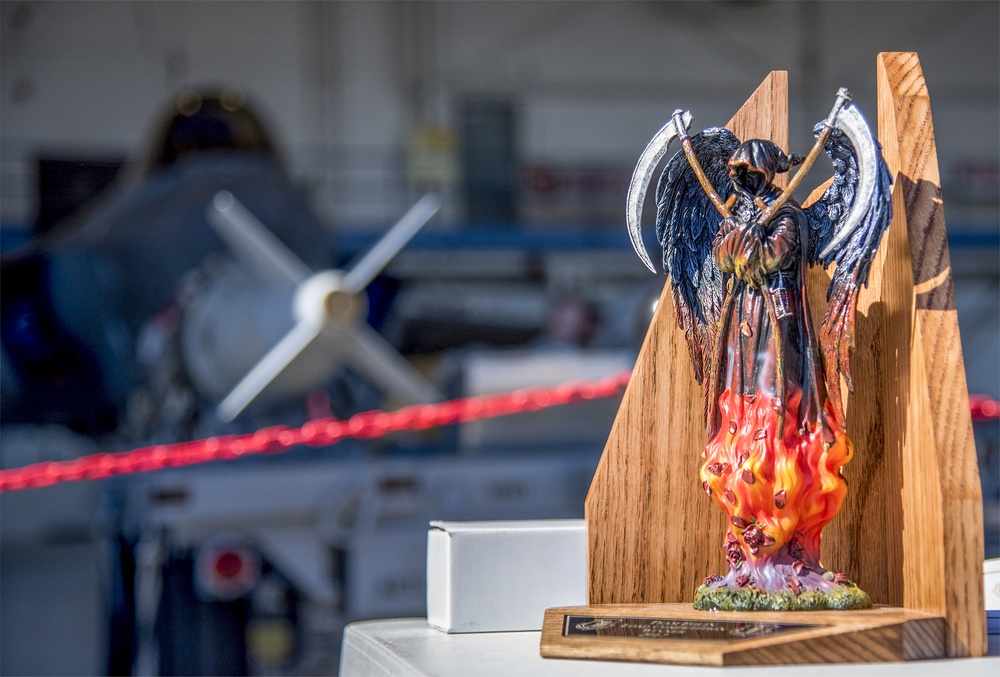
(805, 123, 893, 423)
(655, 127, 740, 384)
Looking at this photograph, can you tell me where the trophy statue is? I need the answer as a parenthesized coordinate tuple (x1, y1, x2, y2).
(541, 54, 986, 666)
(624, 88, 890, 611)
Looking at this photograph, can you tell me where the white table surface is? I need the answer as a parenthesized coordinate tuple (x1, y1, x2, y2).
(339, 618, 1000, 677)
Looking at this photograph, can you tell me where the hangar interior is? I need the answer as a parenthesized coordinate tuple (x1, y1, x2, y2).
(1, 2, 997, 675)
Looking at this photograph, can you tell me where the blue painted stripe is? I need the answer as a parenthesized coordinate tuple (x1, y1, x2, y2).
(3, 222, 996, 256)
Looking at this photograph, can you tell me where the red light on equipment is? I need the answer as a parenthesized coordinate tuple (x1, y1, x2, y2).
(195, 535, 261, 601)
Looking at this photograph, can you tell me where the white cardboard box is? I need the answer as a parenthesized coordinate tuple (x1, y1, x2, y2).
(426, 519, 587, 633)
(986, 558, 999, 637)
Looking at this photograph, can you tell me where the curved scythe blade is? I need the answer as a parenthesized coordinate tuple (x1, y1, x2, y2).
(626, 110, 693, 273)
(818, 104, 879, 258)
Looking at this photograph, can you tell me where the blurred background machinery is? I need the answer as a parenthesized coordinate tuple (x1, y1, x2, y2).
(1, 2, 997, 675)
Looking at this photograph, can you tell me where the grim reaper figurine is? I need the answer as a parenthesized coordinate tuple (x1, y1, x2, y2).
(627, 89, 891, 610)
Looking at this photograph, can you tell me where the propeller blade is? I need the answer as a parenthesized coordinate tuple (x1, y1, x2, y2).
(216, 319, 325, 422)
(342, 193, 442, 294)
(207, 191, 313, 289)
(342, 323, 443, 404)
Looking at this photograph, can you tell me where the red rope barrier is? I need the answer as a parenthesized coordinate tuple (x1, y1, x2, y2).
(970, 394, 1000, 422)
(1, 369, 996, 493)
(0, 370, 633, 493)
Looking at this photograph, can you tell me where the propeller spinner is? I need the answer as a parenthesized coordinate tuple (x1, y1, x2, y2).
(204, 191, 444, 422)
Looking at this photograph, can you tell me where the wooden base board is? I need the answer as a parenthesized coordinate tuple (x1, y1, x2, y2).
(540, 604, 945, 666)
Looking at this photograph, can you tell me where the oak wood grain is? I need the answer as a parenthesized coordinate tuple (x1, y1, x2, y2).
(875, 50, 986, 657)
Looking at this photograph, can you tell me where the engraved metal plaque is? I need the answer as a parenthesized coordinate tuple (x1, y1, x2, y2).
(563, 615, 821, 642)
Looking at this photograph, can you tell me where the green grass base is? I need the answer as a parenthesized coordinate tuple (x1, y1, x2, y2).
(693, 584, 873, 611)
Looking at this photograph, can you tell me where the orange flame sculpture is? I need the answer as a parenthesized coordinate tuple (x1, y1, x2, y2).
(698, 388, 857, 606)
